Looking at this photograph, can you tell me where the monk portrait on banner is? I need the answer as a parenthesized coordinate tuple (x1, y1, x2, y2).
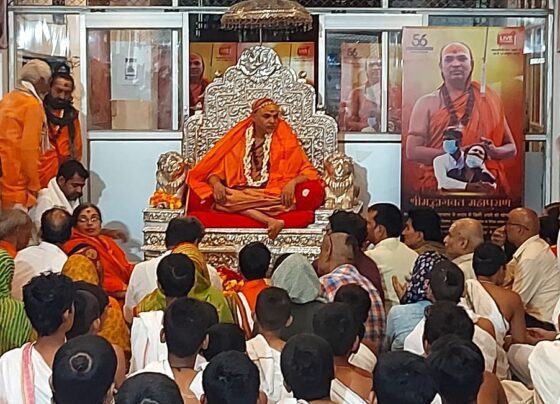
(186, 98, 321, 239)
(405, 41, 517, 194)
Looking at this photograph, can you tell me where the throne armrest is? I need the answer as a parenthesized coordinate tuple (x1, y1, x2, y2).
(322, 151, 361, 212)
(149, 151, 187, 210)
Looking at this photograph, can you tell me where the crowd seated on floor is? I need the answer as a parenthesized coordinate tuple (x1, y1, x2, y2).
(0, 196, 559, 404)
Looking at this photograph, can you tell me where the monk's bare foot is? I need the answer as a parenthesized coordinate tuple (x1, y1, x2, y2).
(267, 219, 285, 240)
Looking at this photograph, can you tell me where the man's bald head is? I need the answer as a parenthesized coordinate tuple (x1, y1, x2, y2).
(444, 218, 484, 259)
(41, 208, 73, 245)
(317, 232, 357, 275)
(506, 208, 540, 247)
(0, 209, 32, 251)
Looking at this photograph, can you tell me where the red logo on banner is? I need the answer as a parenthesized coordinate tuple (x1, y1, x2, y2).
(497, 31, 516, 45)
(297, 46, 310, 56)
(218, 46, 232, 56)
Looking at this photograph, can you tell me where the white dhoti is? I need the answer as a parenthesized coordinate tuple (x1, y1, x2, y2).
(330, 379, 368, 404)
(464, 280, 510, 379)
(246, 334, 291, 403)
(528, 340, 560, 404)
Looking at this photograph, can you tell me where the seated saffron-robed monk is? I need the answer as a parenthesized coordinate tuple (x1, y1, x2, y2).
(186, 98, 322, 239)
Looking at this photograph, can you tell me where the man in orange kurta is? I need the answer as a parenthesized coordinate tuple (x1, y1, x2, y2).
(187, 98, 320, 239)
(39, 64, 83, 188)
(0, 60, 51, 209)
(405, 42, 517, 194)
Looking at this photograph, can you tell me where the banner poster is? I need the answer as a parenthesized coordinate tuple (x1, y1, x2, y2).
(189, 42, 315, 113)
(401, 27, 525, 234)
(338, 43, 382, 132)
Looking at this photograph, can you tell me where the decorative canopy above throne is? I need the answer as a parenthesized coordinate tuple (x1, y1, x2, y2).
(183, 45, 337, 173)
(143, 45, 356, 267)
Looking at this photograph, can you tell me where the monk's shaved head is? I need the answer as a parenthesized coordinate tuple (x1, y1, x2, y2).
(329, 232, 357, 263)
(445, 218, 484, 259)
(439, 41, 474, 90)
(439, 42, 474, 63)
(318, 232, 357, 275)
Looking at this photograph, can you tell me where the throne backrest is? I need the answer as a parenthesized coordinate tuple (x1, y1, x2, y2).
(183, 45, 338, 173)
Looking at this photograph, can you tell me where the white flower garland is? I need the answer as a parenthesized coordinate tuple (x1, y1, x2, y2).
(243, 125, 272, 187)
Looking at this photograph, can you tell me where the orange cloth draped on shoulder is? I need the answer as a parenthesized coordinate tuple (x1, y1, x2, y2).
(187, 117, 320, 201)
(0, 91, 46, 208)
(63, 229, 133, 296)
(38, 116, 82, 188)
(415, 82, 509, 193)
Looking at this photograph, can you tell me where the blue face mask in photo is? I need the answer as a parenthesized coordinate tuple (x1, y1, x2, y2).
(443, 139, 458, 155)
(465, 155, 484, 169)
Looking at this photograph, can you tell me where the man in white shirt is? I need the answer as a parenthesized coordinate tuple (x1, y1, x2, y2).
(12, 207, 71, 300)
(124, 216, 222, 323)
(365, 203, 418, 312)
(0, 272, 75, 404)
(29, 159, 88, 238)
(504, 207, 560, 329)
(444, 218, 484, 280)
(433, 127, 467, 191)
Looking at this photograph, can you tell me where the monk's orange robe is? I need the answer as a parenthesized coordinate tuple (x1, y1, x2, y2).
(417, 82, 509, 193)
(38, 115, 82, 188)
(64, 229, 133, 296)
(0, 91, 46, 208)
(187, 117, 320, 201)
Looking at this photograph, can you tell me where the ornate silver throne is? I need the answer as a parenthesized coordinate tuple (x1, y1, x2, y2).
(143, 45, 355, 267)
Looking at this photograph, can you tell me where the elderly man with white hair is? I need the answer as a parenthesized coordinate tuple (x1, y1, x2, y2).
(0, 59, 52, 210)
(444, 218, 485, 280)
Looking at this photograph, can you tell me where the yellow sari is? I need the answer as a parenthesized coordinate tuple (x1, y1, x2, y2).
(62, 255, 131, 356)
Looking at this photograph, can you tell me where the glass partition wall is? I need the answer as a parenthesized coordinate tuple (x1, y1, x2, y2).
(7, 6, 554, 252)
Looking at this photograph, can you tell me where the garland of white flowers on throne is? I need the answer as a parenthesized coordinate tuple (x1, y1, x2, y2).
(243, 125, 273, 187)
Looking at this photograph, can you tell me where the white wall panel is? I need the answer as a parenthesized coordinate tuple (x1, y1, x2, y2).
(89, 140, 181, 261)
(342, 142, 402, 210)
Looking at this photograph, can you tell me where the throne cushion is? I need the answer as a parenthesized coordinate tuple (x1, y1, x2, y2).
(186, 180, 325, 229)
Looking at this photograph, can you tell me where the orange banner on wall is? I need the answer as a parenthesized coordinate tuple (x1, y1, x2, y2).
(401, 27, 525, 234)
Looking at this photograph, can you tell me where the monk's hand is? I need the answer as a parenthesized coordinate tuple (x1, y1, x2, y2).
(213, 182, 228, 204)
(480, 137, 499, 159)
(281, 181, 296, 207)
(392, 275, 407, 301)
(491, 226, 506, 248)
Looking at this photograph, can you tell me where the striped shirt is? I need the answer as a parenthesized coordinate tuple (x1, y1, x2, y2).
(0, 248, 32, 356)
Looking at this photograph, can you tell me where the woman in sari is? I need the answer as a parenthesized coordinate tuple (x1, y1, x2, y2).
(135, 240, 233, 323)
(61, 254, 131, 357)
(386, 251, 446, 351)
(0, 249, 31, 355)
(63, 203, 133, 302)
